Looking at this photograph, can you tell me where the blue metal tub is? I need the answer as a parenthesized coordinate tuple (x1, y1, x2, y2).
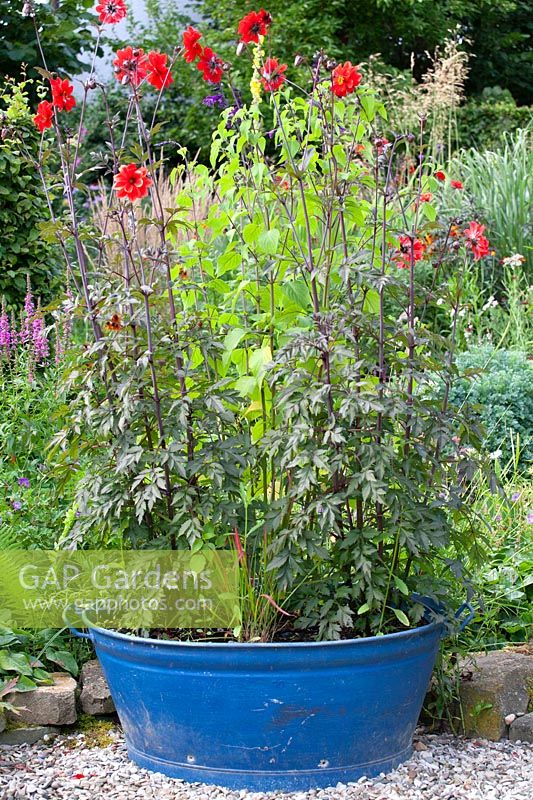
(79, 621, 443, 791)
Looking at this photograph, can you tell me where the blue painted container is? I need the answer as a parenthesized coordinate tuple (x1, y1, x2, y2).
(81, 621, 443, 791)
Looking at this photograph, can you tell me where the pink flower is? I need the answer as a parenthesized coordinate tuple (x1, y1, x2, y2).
(31, 316, 49, 363)
(463, 221, 490, 261)
(0, 304, 12, 355)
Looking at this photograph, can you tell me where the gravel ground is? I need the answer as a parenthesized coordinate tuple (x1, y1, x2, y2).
(0, 728, 531, 800)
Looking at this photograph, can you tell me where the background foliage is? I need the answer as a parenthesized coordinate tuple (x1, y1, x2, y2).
(448, 346, 533, 469)
(0, 77, 62, 308)
(0, 0, 97, 88)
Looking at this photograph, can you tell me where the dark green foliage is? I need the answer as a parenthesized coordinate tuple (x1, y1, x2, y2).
(117, 0, 533, 162)
(196, 0, 532, 103)
(457, 95, 532, 151)
(0, 79, 62, 308)
(448, 346, 533, 468)
(0, 0, 98, 88)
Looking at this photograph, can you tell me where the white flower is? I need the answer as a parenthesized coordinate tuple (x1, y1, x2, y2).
(482, 295, 499, 311)
(490, 449, 503, 460)
(502, 253, 525, 269)
(436, 298, 445, 306)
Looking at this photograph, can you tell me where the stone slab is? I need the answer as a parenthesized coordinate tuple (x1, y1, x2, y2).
(79, 659, 115, 716)
(5, 672, 77, 727)
(509, 712, 533, 743)
(0, 726, 59, 745)
(460, 650, 533, 740)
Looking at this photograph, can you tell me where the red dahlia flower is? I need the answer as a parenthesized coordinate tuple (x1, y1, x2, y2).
(260, 57, 287, 91)
(197, 47, 224, 84)
(435, 171, 446, 181)
(113, 46, 148, 87)
(238, 9, 272, 43)
(463, 221, 489, 261)
(146, 51, 173, 90)
(451, 180, 463, 190)
(182, 26, 202, 62)
(113, 164, 152, 201)
(419, 192, 433, 203)
(395, 235, 425, 269)
(331, 61, 362, 98)
(50, 78, 76, 112)
(33, 100, 54, 132)
(95, 0, 127, 24)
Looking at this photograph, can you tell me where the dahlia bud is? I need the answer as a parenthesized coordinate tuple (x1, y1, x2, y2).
(86, 78, 97, 90)
(21, 1, 34, 17)
(406, 133, 415, 143)
(236, 41, 246, 57)
(140, 285, 154, 296)
(325, 59, 337, 72)
(294, 54, 305, 67)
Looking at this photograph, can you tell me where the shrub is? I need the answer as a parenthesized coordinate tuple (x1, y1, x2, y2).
(448, 346, 533, 469)
(457, 95, 532, 151)
(0, 77, 62, 309)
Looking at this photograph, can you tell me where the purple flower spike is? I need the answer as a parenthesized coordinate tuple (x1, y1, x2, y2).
(12, 501, 22, 511)
(17, 477, 30, 488)
(527, 511, 533, 525)
(511, 492, 521, 502)
(31, 316, 49, 363)
(0, 307, 12, 354)
(20, 288, 35, 345)
(203, 92, 227, 108)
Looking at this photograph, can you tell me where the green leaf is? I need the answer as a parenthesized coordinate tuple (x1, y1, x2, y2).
(392, 608, 410, 627)
(223, 328, 247, 356)
(421, 202, 437, 222)
(257, 229, 280, 255)
(281, 280, 311, 311)
(243, 222, 261, 245)
(363, 289, 380, 314)
(357, 602, 370, 615)
(32, 668, 53, 684)
(0, 650, 33, 676)
(393, 577, 409, 596)
(11, 675, 37, 692)
(45, 649, 78, 677)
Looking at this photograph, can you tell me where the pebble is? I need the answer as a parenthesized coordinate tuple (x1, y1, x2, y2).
(0, 728, 531, 799)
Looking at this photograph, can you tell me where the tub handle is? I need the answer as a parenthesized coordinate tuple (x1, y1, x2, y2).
(412, 593, 475, 634)
(62, 605, 93, 640)
(454, 601, 475, 632)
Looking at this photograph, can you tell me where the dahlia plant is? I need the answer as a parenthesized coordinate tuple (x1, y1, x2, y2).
(26, 3, 492, 640)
